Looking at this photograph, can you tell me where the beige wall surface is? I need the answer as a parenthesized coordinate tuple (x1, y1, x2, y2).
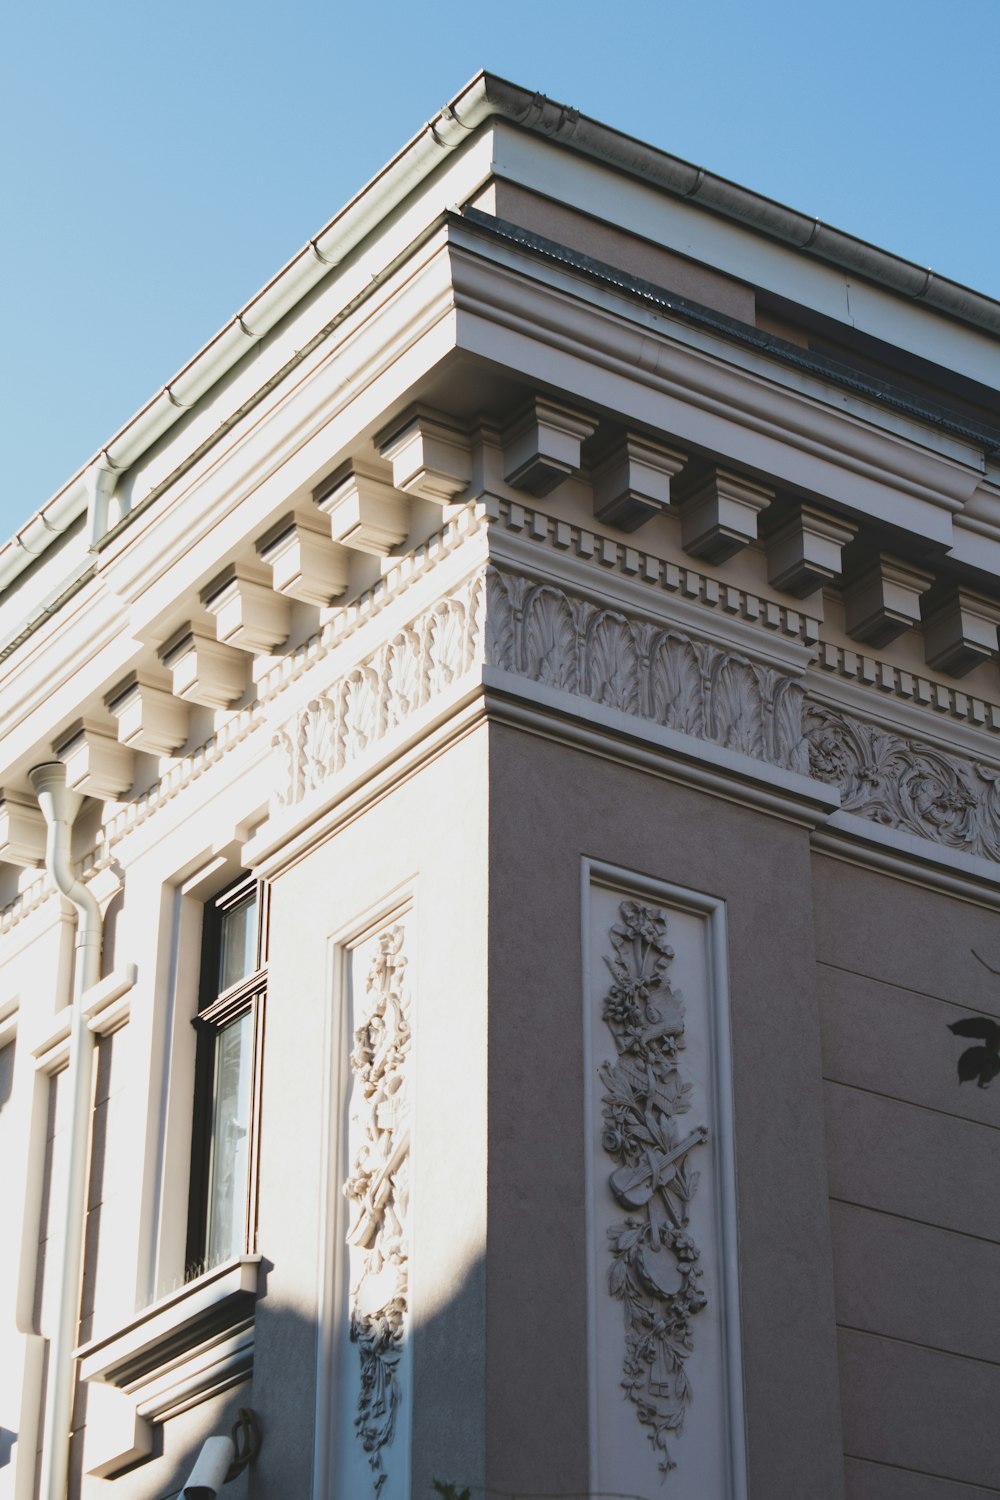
(813, 855, 1000, 1500)
(486, 722, 845, 1500)
(261, 723, 489, 1500)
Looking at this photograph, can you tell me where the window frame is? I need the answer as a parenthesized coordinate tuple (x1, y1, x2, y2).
(185, 874, 268, 1283)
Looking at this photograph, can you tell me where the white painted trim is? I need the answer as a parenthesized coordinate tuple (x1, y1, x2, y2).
(76, 1254, 260, 1385)
(312, 886, 416, 1500)
(486, 671, 840, 825)
(0, 993, 18, 1048)
(812, 811, 1000, 910)
(82, 962, 137, 1035)
(135, 1322, 255, 1424)
(581, 858, 748, 1500)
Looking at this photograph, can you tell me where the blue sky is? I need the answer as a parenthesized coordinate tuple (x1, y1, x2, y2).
(1, 0, 997, 541)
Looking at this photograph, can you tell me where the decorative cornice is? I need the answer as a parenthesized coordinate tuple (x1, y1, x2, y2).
(483, 489, 1000, 743)
(486, 567, 810, 775)
(271, 573, 484, 809)
(9, 491, 1000, 941)
(805, 704, 1000, 861)
(448, 236, 979, 548)
(482, 491, 822, 654)
(814, 639, 1000, 735)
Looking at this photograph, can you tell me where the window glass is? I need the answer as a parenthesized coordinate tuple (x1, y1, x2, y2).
(218, 892, 258, 992)
(204, 1010, 254, 1269)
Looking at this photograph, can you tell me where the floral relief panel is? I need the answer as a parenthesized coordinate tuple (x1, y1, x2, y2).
(585, 870, 746, 1500)
(335, 914, 413, 1500)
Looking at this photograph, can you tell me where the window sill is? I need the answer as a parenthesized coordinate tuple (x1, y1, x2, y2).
(76, 1254, 260, 1398)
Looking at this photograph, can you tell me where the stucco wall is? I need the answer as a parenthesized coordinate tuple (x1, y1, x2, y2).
(486, 721, 845, 1500)
(814, 855, 1000, 1500)
(260, 722, 489, 1499)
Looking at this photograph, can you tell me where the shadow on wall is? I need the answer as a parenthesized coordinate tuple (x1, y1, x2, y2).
(97, 1246, 487, 1500)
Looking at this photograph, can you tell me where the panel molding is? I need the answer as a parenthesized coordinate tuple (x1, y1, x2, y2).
(581, 859, 747, 1500)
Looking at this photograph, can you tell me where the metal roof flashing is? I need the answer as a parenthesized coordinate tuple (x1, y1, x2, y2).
(1, 69, 996, 600)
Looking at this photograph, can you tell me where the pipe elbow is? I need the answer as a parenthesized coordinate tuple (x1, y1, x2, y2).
(29, 763, 102, 975)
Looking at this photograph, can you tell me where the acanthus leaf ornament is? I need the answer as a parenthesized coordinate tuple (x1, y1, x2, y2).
(805, 705, 1000, 860)
(600, 901, 708, 1475)
(344, 924, 412, 1496)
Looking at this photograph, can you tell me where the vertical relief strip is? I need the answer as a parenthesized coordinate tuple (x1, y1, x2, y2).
(328, 907, 413, 1500)
(583, 862, 747, 1500)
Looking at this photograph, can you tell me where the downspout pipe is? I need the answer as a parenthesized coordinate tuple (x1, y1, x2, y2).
(28, 763, 102, 1500)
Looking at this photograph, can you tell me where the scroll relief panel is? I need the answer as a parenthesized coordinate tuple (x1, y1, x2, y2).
(335, 917, 413, 1500)
(271, 573, 485, 810)
(486, 568, 809, 775)
(585, 873, 746, 1500)
(805, 704, 1000, 861)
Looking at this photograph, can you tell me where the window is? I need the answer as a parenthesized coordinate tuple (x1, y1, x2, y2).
(186, 874, 267, 1280)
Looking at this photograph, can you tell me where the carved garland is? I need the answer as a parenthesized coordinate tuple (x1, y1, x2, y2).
(343, 924, 412, 1495)
(805, 705, 1000, 861)
(600, 901, 708, 1474)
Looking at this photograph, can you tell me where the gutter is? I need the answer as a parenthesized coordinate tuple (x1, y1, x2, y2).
(479, 73, 1000, 338)
(0, 73, 527, 598)
(28, 764, 103, 1500)
(3, 70, 998, 601)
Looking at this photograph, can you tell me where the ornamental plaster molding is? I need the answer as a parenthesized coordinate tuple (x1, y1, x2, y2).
(599, 900, 707, 1473)
(815, 639, 1000, 735)
(483, 491, 822, 652)
(0, 504, 488, 932)
(344, 923, 412, 1495)
(271, 574, 484, 809)
(805, 704, 1000, 861)
(485, 489, 1000, 742)
(486, 568, 810, 775)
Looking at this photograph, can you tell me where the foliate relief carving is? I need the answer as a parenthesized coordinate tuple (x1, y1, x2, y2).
(600, 902, 708, 1474)
(805, 705, 1000, 860)
(344, 925, 412, 1495)
(486, 568, 809, 774)
(271, 574, 483, 808)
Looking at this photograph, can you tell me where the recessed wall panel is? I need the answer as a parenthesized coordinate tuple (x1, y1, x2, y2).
(326, 902, 414, 1500)
(584, 862, 746, 1499)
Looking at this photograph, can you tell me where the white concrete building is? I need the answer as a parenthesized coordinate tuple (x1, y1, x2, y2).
(1, 72, 1000, 1500)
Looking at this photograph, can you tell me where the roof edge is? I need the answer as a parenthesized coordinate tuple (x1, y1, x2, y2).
(3, 70, 996, 598)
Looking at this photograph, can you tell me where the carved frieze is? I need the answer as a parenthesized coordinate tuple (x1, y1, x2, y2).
(486, 569, 810, 774)
(343, 923, 412, 1495)
(599, 900, 707, 1473)
(805, 704, 1000, 860)
(271, 574, 484, 808)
